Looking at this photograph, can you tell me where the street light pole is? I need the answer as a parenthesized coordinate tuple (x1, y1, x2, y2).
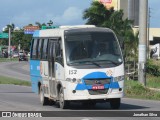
(8, 27, 11, 59)
(138, 0, 148, 86)
(147, 7, 151, 59)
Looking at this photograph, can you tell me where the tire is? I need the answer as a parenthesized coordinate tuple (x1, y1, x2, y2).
(110, 98, 121, 109)
(59, 87, 69, 109)
(40, 85, 49, 105)
(49, 100, 56, 105)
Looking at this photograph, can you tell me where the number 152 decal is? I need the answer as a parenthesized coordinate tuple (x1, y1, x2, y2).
(69, 70, 77, 75)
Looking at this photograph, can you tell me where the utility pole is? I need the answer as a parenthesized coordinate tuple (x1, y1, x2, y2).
(147, 7, 151, 59)
(8, 26, 11, 59)
(138, 0, 148, 86)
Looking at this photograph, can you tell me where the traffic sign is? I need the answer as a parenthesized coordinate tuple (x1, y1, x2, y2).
(24, 26, 39, 31)
(41, 26, 59, 30)
(24, 31, 35, 34)
(0, 33, 9, 38)
(24, 26, 39, 34)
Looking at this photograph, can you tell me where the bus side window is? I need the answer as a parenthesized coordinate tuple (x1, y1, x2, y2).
(31, 39, 38, 59)
(55, 39, 63, 65)
(42, 39, 48, 60)
(38, 39, 42, 59)
(40, 39, 44, 59)
(30, 39, 34, 59)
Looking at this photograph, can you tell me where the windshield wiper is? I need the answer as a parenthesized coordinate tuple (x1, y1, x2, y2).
(95, 60, 120, 66)
(68, 61, 101, 67)
(91, 61, 101, 67)
(68, 61, 80, 65)
(82, 61, 101, 67)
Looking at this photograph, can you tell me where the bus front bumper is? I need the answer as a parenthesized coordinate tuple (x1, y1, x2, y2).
(64, 88, 124, 101)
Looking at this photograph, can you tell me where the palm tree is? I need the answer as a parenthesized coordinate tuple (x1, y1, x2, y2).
(35, 22, 41, 28)
(28, 24, 33, 26)
(124, 30, 139, 62)
(3, 23, 15, 33)
(83, 1, 136, 63)
(83, 1, 114, 26)
(47, 20, 53, 26)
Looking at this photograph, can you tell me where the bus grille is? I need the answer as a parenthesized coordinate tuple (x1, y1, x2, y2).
(88, 89, 109, 95)
(84, 78, 110, 85)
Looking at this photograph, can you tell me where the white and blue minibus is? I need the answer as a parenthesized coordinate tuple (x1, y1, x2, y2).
(30, 25, 124, 109)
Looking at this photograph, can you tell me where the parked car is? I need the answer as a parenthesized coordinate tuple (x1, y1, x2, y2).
(19, 54, 28, 61)
(19, 52, 24, 56)
(12, 52, 19, 58)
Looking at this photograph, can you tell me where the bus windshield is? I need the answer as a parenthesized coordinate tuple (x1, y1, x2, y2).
(65, 31, 123, 67)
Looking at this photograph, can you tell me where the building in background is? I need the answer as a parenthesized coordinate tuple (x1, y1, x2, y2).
(128, 0, 140, 26)
(95, 0, 160, 58)
(95, 0, 139, 25)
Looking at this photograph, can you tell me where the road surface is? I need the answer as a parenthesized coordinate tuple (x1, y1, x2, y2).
(0, 61, 30, 81)
(0, 62, 159, 120)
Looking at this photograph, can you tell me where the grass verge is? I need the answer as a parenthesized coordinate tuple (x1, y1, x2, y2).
(0, 58, 18, 62)
(0, 76, 31, 86)
(147, 74, 160, 89)
(125, 80, 160, 100)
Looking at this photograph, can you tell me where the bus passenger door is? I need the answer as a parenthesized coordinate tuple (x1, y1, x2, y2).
(48, 40, 57, 98)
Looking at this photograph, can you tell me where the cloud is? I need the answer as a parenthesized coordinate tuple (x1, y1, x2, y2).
(10, 9, 55, 27)
(10, 6, 84, 28)
(54, 7, 84, 25)
(0, 0, 91, 30)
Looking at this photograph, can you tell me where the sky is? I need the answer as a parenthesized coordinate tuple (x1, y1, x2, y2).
(0, 0, 160, 31)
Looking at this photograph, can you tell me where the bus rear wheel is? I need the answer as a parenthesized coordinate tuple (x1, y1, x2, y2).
(109, 98, 121, 109)
(59, 87, 69, 109)
(40, 85, 49, 105)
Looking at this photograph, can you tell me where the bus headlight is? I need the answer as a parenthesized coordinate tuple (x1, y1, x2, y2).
(66, 78, 82, 83)
(113, 75, 124, 82)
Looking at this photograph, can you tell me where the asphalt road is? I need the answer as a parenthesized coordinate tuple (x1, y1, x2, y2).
(0, 62, 160, 120)
(0, 61, 30, 81)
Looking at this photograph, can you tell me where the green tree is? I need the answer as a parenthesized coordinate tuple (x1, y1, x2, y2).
(21, 34, 32, 51)
(27, 24, 33, 26)
(4, 23, 15, 32)
(83, 1, 114, 26)
(0, 38, 8, 46)
(83, 1, 138, 62)
(47, 20, 53, 26)
(0, 24, 15, 46)
(124, 30, 139, 62)
(35, 22, 46, 29)
(12, 29, 24, 48)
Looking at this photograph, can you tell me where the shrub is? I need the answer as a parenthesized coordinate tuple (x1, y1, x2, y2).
(146, 60, 160, 77)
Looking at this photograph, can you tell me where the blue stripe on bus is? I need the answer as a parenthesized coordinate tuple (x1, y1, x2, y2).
(110, 82, 120, 88)
(83, 72, 107, 79)
(33, 30, 40, 37)
(75, 72, 120, 90)
(31, 76, 42, 94)
(30, 60, 41, 76)
(30, 60, 41, 93)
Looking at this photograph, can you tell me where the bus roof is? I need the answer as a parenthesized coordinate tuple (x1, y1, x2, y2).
(33, 25, 113, 38)
(59, 25, 95, 29)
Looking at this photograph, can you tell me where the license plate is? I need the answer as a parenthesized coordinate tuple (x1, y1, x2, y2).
(92, 85, 104, 90)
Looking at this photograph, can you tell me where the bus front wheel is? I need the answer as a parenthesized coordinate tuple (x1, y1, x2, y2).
(109, 98, 121, 109)
(40, 85, 49, 105)
(59, 87, 69, 109)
